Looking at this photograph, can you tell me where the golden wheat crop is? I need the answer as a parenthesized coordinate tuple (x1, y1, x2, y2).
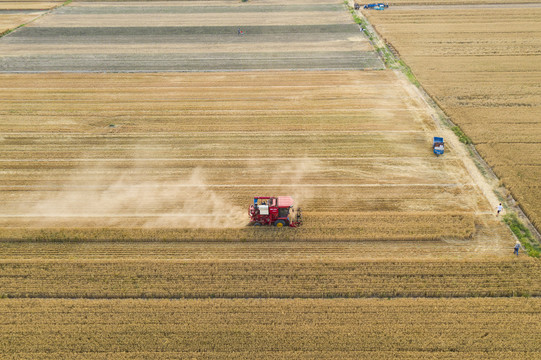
(0, 298, 540, 358)
(0, 212, 474, 241)
(0, 258, 539, 298)
(0, 2, 536, 359)
(0, 238, 512, 261)
(366, 0, 533, 4)
(365, 8, 541, 229)
(0, 2, 537, 358)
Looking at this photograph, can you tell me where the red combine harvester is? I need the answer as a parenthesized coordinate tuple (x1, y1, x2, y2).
(249, 196, 303, 227)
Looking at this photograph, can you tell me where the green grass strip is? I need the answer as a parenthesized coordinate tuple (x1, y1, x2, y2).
(396, 59, 419, 87)
(451, 126, 472, 145)
(344, 2, 374, 42)
(503, 213, 540, 258)
(0, 23, 26, 38)
(344, 1, 419, 81)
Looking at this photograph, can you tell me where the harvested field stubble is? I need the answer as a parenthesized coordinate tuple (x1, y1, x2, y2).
(0, 1, 384, 71)
(0, 15, 39, 34)
(32, 12, 355, 27)
(0, 240, 512, 260)
(0, 71, 494, 242)
(365, 8, 541, 229)
(0, 2, 61, 11)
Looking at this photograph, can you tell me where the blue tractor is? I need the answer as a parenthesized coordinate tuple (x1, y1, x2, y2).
(433, 137, 444, 156)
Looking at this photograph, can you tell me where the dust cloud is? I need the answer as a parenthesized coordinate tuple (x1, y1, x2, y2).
(244, 157, 321, 209)
(23, 163, 246, 229)
(9, 154, 320, 229)
(272, 157, 321, 209)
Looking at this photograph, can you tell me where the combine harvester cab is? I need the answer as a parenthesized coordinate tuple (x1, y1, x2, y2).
(248, 196, 303, 228)
(433, 136, 444, 156)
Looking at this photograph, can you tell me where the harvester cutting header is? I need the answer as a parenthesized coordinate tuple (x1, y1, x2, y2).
(249, 196, 303, 227)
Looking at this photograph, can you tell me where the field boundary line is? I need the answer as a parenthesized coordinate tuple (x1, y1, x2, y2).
(351, 1, 541, 247)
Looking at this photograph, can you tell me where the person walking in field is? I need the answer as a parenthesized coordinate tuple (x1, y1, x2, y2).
(496, 203, 503, 216)
(514, 241, 523, 256)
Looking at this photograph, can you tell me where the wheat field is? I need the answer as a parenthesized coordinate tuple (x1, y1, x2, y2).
(0, 71, 501, 244)
(0, 0, 538, 357)
(1, 298, 540, 359)
(365, 7, 541, 229)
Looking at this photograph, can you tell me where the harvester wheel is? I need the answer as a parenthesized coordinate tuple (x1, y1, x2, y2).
(274, 220, 286, 228)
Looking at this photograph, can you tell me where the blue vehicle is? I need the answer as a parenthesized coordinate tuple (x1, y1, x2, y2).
(364, 3, 389, 9)
(433, 137, 444, 156)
